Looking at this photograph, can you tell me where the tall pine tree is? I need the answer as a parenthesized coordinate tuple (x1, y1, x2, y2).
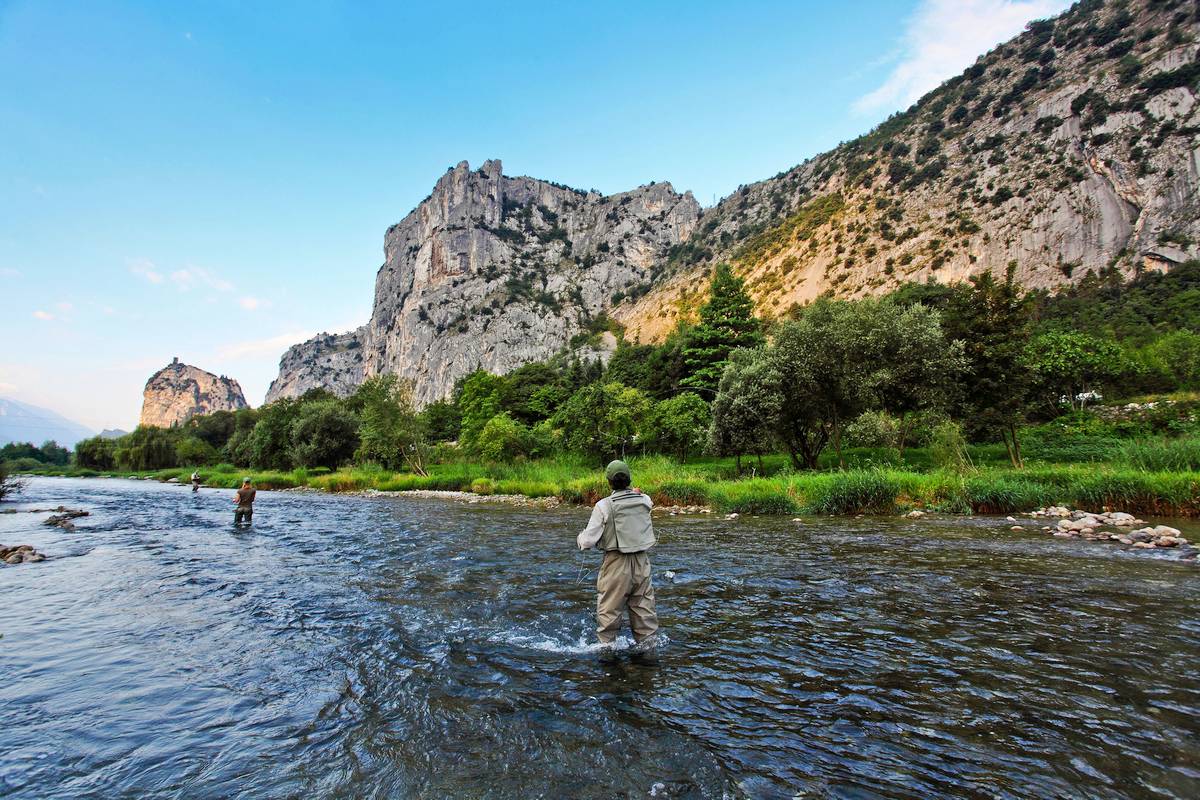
(680, 263, 764, 397)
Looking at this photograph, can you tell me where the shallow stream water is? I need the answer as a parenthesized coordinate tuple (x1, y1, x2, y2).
(1, 477, 1198, 798)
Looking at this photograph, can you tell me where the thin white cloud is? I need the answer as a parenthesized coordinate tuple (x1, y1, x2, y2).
(32, 310, 53, 321)
(170, 266, 234, 293)
(218, 331, 315, 360)
(129, 258, 164, 284)
(239, 296, 263, 311)
(0, 267, 20, 278)
(854, 0, 1071, 114)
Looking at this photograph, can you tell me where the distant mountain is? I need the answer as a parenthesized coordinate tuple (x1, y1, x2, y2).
(0, 397, 95, 448)
(99, 429, 128, 439)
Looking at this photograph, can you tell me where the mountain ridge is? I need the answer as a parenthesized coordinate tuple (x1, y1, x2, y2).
(270, 0, 1199, 398)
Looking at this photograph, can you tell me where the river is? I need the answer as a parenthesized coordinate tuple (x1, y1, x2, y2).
(1, 477, 1197, 798)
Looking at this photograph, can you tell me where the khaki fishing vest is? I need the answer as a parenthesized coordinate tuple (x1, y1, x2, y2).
(597, 490, 656, 553)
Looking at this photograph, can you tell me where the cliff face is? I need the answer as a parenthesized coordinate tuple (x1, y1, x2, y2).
(266, 328, 367, 403)
(271, 0, 1199, 392)
(267, 159, 700, 404)
(617, 0, 1200, 341)
(140, 359, 249, 428)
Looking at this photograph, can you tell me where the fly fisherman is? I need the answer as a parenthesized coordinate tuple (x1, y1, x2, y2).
(233, 477, 256, 526)
(577, 460, 659, 659)
(191, 471, 201, 493)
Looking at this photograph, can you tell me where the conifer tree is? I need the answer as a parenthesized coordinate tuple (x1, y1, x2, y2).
(680, 263, 764, 397)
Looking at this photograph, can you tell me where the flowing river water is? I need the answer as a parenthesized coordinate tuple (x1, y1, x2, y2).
(1, 477, 1198, 799)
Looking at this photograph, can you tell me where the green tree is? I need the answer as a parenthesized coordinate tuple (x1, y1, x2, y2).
(771, 300, 879, 469)
(247, 399, 300, 470)
(605, 331, 691, 399)
(114, 426, 181, 471)
(456, 370, 505, 451)
(872, 303, 966, 455)
(646, 392, 710, 460)
(290, 400, 360, 469)
(222, 407, 260, 466)
(1150, 330, 1200, 389)
(1026, 330, 1124, 413)
(175, 437, 218, 466)
(475, 413, 538, 463)
(707, 348, 782, 473)
(420, 400, 462, 443)
(943, 266, 1033, 467)
(680, 264, 764, 397)
(75, 436, 117, 470)
(186, 410, 237, 450)
(353, 375, 429, 474)
(554, 382, 650, 464)
(499, 362, 562, 424)
(39, 441, 70, 466)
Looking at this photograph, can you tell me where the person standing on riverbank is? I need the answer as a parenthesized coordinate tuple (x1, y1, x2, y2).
(577, 460, 659, 657)
(234, 477, 256, 526)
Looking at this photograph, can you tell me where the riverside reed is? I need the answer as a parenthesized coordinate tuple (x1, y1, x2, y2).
(27, 454, 1200, 517)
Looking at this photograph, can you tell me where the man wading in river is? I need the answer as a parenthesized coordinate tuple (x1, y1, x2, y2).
(577, 460, 659, 660)
(233, 477, 256, 526)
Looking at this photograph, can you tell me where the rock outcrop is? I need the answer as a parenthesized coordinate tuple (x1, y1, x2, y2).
(617, 0, 1200, 341)
(271, 0, 1199, 392)
(267, 159, 700, 404)
(140, 358, 248, 428)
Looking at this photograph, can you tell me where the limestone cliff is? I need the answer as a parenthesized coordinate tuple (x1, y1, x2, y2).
(140, 358, 249, 428)
(267, 159, 699, 404)
(271, 0, 1198, 392)
(618, 0, 1200, 341)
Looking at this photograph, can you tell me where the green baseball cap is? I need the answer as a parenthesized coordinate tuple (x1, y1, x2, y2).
(605, 460, 631, 481)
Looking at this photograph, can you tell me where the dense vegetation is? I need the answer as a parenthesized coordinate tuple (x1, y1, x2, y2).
(9, 260, 1200, 515)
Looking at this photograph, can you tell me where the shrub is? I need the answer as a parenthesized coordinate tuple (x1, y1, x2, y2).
(930, 422, 971, 472)
(471, 477, 496, 495)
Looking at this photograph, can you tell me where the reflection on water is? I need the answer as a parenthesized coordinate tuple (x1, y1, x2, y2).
(1, 477, 1197, 799)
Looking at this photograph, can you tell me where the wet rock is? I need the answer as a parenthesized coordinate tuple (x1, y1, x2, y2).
(1128, 529, 1155, 543)
(905, 510, 925, 519)
(1010, 526, 1024, 531)
(725, 513, 739, 520)
(1, 544, 46, 564)
(1132, 542, 1157, 549)
(44, 510, 87, 530)
(1154, 537, 1183, 547)
(1152, 525, 1181, 538)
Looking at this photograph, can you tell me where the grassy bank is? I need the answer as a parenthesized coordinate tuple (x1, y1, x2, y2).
(20, 456, 1200, 517)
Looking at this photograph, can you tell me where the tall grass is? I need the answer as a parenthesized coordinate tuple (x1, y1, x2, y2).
(1118, 438, 1200, 472)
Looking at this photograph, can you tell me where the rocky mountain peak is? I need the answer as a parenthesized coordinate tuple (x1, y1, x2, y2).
(268, 159, 701, 405)
(616, 0, 1199, 341)
(141, 359, 249, 428)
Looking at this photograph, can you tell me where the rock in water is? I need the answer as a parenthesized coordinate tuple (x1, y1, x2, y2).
(140, 358, 248, 428)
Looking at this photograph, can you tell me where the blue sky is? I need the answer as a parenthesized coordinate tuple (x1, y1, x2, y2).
(0, 0, 1069, 432)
